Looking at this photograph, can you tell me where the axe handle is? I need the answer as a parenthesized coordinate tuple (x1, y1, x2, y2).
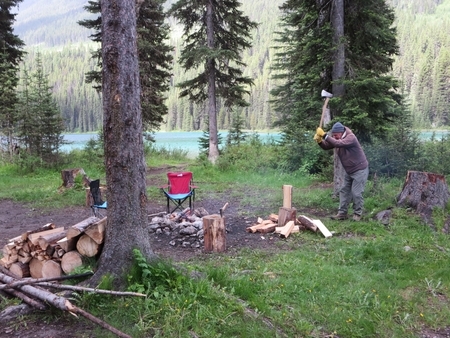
(319, 97, 330, 129)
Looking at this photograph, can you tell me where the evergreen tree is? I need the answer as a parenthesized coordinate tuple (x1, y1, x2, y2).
(0, 0, 25, 66)
(78, 0, 173, 131)
(0, 0, 25, 156)
(169, 0, 257, 163)
(0, 52, 19, 157)
(272, 0, 403, 141)
(17, 54, 65, 161)
(226, 111, 247, 146)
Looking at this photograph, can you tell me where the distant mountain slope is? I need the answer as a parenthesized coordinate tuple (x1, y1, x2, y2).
(14, 0, 93, 47)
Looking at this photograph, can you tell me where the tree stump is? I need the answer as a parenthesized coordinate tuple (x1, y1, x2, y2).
(203, 214, 226, 253)
(397, 171, 450, 226)
(60, 168, 88, 188)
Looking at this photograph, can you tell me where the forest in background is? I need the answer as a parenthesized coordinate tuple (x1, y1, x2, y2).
(12, 0, 450, 132)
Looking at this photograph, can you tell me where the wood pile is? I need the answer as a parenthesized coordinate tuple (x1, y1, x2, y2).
(246, 213, 332, 238)
(245, 184, 332, 238)
(1, 216, 106, 279)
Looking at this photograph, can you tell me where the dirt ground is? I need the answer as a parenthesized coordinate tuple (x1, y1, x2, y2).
(0, 166, 295, 337)
(1, 166, 449, 337)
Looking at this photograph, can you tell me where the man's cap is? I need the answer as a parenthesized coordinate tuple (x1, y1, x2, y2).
(331, 122, 345, 133)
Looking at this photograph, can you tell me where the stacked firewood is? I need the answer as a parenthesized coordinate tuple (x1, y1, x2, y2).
(1, 216, 106, 279)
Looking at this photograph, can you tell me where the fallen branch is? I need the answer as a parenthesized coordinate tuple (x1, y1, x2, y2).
(0, 285, 47, 310)
(31, 282, 146, 297)
(0, 272, 93, 290)
(0, 272, 131, 338)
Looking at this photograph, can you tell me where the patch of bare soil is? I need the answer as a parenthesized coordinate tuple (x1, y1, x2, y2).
(0, 166, 294, 337)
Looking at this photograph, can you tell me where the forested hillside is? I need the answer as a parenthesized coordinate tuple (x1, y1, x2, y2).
(12, 0, 450, 132)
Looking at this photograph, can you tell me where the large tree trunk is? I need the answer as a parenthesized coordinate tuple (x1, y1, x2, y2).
(331, 0, 346, 196)
(206, 1, 219, 164)
(93, 0, 156, 288)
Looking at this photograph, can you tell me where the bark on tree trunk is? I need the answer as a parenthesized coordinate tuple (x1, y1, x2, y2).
(92, 0, 156, 288)
(333, 150, 345, 197)
(206, 1, 219, 163)
(397, 171, 450, 227)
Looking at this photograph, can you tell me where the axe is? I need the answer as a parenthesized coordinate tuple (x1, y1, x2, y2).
(319, 89, 333, 129)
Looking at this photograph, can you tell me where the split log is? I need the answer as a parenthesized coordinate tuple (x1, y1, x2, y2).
(17, 223, 56, 242)
(57, 237, 77, 252)
(282, 185, 293, 208)
(37, 230, 67, 250)
(298, 215, 318, 232)
(61, 251, 83, 274)
(84, 217, 107, 244)
(76, 234, 101, 257)
(28, 227, 65, 246)
(278, 207, 296, 227)
(268, 214, 278, 223)
(312, 220, 332, 238)
(278, 220, 295, 238)
(29, 258, 44, 279)
(203, 214, 226, 253)
(275, 225, 299, 234)
(246, 220, 275, 233)
(256, 223, 278, 234)
(397, 171, 450, 226)
(66, 217, 100, 240)
(42, 260, 63, 279)
(9, 262, 30, 278)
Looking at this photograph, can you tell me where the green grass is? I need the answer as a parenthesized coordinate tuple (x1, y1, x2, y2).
(1, 148, 450, 337)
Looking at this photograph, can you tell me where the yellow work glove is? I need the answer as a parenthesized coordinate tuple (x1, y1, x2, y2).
(313, 133, 323, 143)
(316, 127, 326, 137)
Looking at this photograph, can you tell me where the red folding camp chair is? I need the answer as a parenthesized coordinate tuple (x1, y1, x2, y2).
(160, 172, 197, 213)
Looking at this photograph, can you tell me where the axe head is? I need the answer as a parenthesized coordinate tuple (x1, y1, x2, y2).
(321, 89, 333, 98)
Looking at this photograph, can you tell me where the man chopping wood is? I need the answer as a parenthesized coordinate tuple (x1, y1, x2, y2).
(314, 122, 369, 221)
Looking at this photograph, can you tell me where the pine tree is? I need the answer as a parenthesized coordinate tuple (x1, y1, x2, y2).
(169, 0, 257, 163)
(226, 111, 247, 146)
(78, 0, 173, 131)
(272, 0, 403, 140)
(17, 54, 65, 162)
(0, 52, 19, 157)
(0, 0, 25, 157)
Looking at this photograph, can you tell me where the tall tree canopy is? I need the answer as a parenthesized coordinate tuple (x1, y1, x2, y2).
(271, 0, 403, 142)
(78, 0, 173, 131)
(169, 0, 257, 163)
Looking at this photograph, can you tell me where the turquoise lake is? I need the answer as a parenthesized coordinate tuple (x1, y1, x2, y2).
(62, 130, 449, 158)
(62, 131, 282, 158)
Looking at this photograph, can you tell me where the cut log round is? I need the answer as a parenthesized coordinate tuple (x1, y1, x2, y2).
(278, 207, 297, 227)
(203, 214, 226, 253)
(9, 262, 31, 278)
(76, 234, 101, 257)
(29, 258, 44, 279)
(61, 251, 83, 274)
(298, 215, 318, 232)
(42, 260, 63, 279)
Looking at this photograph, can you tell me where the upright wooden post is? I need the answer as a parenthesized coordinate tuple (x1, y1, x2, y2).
(279, 185, 296, 226)
(203, 214, 226, 252)
(282, 185, 293, 208)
